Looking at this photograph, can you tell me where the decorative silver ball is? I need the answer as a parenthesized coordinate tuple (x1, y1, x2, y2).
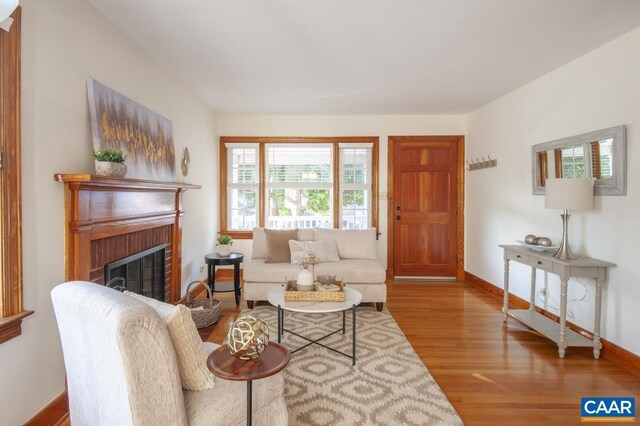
(226, 314, 269, 360)
(537, 237, 552, 247)
(524, 234, 537, 245)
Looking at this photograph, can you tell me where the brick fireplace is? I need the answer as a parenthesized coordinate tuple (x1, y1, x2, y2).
(55, 174, 200, 302)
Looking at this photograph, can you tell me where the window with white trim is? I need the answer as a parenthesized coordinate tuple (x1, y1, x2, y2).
(598, 138, 613, 180)
(561, 145, 589, 179)
(266, 144, 333, 229)
(339, 143, 372, 229)
(227, 144, 259, 230)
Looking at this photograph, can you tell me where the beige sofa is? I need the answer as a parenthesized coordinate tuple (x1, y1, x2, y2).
(52, 281, 287, 425)
(243, 228, 387, 311)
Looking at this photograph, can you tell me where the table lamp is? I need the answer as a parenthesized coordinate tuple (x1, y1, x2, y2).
(545, 178, 594, 260)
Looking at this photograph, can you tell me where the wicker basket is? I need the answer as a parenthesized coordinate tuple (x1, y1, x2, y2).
(105, 277, 127, 292)
(184, 281, 221, 328)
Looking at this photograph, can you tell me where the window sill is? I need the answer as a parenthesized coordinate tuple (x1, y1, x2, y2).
(222, 229, 380, 239)
(0, 310, 34, 344)
(220, 231, 253, 239)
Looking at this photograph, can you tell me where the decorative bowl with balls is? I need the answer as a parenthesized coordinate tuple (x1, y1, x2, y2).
(517, 234, 559, 252)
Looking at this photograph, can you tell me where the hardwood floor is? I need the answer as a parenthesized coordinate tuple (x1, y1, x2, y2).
(207, 279, 640, 425)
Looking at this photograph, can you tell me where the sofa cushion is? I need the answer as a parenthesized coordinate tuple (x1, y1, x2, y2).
(244, 259, 304, 283)
(314, 259, 385, 283)
(252, 228, 315, 259)
(297, 228, 314, 241)
(264, 229, 298, 263)
(343, 282, 387, 302)
(289, 240, 340, 265)
(251, 227, 268, 259)
(313, 228, 377, 260)
(125, 292, 216, 391)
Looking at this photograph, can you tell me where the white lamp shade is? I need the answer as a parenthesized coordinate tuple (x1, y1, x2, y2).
(0, 0, 18, 22)
(545, 178, 594, 210)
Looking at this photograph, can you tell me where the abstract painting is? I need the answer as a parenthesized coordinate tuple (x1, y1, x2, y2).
(87, 79, 176, 181)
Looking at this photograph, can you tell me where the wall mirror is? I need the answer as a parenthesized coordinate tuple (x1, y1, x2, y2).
(532, 125, 626, 195)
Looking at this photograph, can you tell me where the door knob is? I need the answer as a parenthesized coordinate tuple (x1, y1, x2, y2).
(395, 215, 401, 221)
(396, 206, 401, 211)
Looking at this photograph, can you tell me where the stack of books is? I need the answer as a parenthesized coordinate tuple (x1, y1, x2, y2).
(314, 283, 341, 292)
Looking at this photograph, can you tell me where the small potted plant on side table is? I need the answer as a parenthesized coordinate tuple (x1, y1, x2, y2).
(216, 233, 233, 256)
(93, 149, 127, 178)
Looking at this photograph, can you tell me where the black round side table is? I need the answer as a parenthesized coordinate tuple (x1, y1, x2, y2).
(204, 252, 244, 305)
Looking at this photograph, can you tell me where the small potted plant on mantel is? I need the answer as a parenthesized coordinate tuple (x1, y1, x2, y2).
(93, 148, 127, 178)
(216, 234, 233, 256)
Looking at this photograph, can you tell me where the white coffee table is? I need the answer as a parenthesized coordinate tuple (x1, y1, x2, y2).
(267, 287, 362, 365)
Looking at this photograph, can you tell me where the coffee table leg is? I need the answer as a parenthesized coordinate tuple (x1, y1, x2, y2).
(342, 310, 346, 334)
(277, 305, 281, 343)
(352, 305, 356, 366)
(247, 380, 252, 426)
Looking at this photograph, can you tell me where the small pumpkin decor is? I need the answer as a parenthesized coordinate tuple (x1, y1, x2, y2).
(93, 149, 127, 178)
(216, 233, 233, 256)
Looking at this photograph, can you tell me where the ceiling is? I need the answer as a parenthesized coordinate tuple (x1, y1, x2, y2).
(88, 0, 640, 115)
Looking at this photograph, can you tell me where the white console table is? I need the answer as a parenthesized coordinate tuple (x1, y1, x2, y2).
(499, 245, 614, 359)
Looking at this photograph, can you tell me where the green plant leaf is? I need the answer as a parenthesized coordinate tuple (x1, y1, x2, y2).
(93, 149, 126, 164)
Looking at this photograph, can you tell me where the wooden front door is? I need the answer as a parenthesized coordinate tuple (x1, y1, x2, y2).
(392, 137, 460, 278)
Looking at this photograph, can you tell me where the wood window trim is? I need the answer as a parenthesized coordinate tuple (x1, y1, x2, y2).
(538, 151, 548, 187)
(591, 142, 602, 180)
(554, 148, 563, 178)
(219, 136, 379, 239)
(0, 7, 32, 345)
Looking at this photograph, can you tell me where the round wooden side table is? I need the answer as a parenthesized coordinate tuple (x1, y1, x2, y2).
(204, 252, 244, 305)
(207, 343, 290, 426)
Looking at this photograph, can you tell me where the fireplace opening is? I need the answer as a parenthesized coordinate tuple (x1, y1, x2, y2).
(105, 244, 167, 301)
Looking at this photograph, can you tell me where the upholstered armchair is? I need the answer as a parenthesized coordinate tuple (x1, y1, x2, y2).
(51, 281, 288, 425)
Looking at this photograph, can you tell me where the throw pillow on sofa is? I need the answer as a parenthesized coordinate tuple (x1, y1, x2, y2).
(289, 240, 340, 264)
(264, 229, 298, 263)
(125, 292, 216, 391)
(314, 227, 377, 260)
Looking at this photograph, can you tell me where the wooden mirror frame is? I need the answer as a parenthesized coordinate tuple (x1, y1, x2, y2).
(532, 125, 626, 196)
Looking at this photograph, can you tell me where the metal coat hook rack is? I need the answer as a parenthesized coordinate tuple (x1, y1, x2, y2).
(466, 156, 498, 171)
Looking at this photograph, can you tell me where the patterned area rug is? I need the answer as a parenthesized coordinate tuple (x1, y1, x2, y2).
(247, 305, 462, 426)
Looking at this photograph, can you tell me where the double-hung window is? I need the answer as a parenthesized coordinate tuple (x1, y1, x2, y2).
(220, 137, 378, 237)
(226, 144, 259, 230)
(266, 144, 333, 229)
(561, 145, 588, 179)
(339, 143, 372, 229)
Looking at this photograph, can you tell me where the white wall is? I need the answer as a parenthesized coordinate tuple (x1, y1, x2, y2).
(0, 0, 218, 424)
(216, 115, 467, 264)
(466, 27, 640, 355)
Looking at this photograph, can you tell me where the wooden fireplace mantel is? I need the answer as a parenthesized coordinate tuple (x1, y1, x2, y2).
(55, 174, 201, 302)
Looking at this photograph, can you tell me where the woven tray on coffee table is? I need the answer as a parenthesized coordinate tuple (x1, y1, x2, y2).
(283, 280, 345, 302)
